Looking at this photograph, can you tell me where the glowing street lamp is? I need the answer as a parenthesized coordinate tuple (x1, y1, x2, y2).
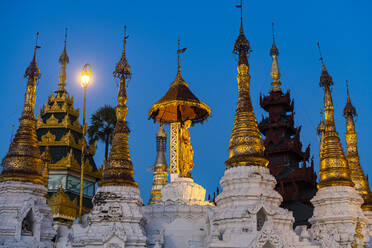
(79, 64, 91, 224)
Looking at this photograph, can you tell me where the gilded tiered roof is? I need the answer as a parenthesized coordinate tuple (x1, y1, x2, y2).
(343, 85, 372, 210)
(1, 34, 44, 185)
(317, 49, 353, 188)
(47, 187, 78, 224)
(225, 17, 268, 168)
(36, 34, 99, 179)
(100, 26, 137, 187)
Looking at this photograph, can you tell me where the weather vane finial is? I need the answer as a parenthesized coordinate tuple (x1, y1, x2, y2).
(235, 0, 243, 27)
(124, 25, 129, 45)
(177, 38, 187, 73)
(35, 32, 41, 51)
(272, 22, 275, 44)
(64, 28, 68, 47)
(317, 41, 325, 68)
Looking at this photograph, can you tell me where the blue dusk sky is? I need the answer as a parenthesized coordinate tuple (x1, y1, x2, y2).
(0, 0, 371, 202)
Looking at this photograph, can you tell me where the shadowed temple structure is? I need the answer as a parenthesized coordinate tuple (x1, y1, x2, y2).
(258, 31, 317, 227)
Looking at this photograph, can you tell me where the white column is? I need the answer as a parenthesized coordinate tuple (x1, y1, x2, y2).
(170, 122, 180, 182)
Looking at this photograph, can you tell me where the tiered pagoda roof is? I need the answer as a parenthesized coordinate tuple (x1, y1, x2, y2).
(258, 38, 317, 227)
(35, 33, 101, 226)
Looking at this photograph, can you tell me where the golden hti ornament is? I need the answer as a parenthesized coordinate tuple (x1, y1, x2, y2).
(269, 23, 281, 92)
(1, 33, 45, 185)
(343, 83, 372, 210)
(317, 44, 353, 188)
(100, 26, 137, 187)
(225, 18, 268, 168)
(148, 39, 211, 180)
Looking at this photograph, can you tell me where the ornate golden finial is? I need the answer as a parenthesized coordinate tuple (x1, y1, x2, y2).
(343, 83, 372, 210)
(352, 218, 365, 248)
(317, 109, 325, 136)
(100, 26, 137, 187)
(317, 42, 353, 188)
(233, 1, 251, 66)
(225, 7, 268, 168)
(57, 28, 70, 90)
(270, 22, 281, 92)
(113, 25, 131, 82)
(1, 33, 44, 185)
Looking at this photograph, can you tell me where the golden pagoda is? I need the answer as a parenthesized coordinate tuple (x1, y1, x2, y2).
(36, 31, 100, 225)
(1, 34, 44, 185)
(343, 84, 372, 210)
(149, 125, 169, 204)
(225, 16, 268, 168)
(100, 26, 137, 187)
(317, 47, 353, 188)
(148, 39, 211, 180)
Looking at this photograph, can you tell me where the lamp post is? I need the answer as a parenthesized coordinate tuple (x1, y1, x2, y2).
(79, 63, 91, 224)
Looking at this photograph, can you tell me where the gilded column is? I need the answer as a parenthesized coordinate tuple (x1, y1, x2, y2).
(149, 125, 169, 204)
(100, 27, 137, 187)
(318, 62, 353, 188)
(225, 22, 268, 168)
(1, 37, 44, 185)
(343, 85, 372, 210)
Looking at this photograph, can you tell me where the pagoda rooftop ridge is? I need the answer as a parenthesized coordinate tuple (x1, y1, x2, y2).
(260, 89, 294, 112)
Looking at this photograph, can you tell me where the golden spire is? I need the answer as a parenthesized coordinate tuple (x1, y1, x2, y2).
(57, 28, 69, 91)
(225, 4, 268, 168)
(270, 22, 281, 92)
(0, 33, 44, 185)
(100, 26, 137, 187)
(343, 82, 372, 210)
(149, 124, 169, 204)
(317, 42, 353, 188)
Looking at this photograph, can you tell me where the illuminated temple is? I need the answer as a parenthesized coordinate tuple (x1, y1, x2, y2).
(1, 9, 372, 248)
(36, 34, 101, 228)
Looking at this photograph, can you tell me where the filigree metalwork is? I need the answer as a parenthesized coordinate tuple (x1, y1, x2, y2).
(225, 26, 268, 168)
(317, 57, 353, 188)
(100, 27, 137, 187)
(343, 85, 372, 210)
(1, 37, 44, 185)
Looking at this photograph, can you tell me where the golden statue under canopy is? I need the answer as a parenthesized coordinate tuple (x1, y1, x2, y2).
(179, 120, 193, 178)
(148, 39, 211, 181)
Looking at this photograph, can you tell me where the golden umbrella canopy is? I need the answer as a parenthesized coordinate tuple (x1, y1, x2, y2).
(148, 40, 211, 124)
(148, 72, 211, 124)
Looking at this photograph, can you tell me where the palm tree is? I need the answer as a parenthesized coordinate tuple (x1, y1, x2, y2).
(88, 105, 116, 160)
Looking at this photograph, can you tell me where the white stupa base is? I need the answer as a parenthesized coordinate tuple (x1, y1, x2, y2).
(161, 177, 211, 206)
(143, 176, 212, 247)
(0, 181, 55, 248)
(208, 166, 318, 248)
(363, 210, 372, 236)
(56, 185, 147, 248)
(309, 186, 369, 247)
